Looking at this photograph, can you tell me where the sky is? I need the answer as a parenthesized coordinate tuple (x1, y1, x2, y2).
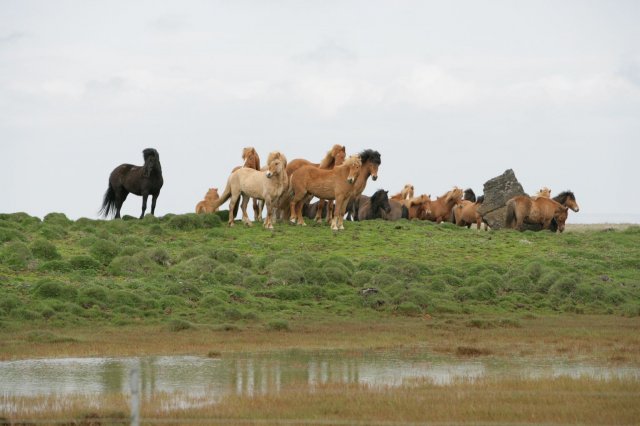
(1, 1, 639, 223)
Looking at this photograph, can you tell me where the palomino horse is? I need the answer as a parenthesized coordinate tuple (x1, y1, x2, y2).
(506, 195, 569, 232)
(195, 188, 220, 214)
(212, 152, 288, 229)
(422, 187, 464, 223)
(534, 187, 551, 198)
(289, 155, 362, 230)
(452, 189, 487, 230)
(230, 147, 262, 221)
(100, 148, 163, 219)
(285, 144, 347, 223)
(391, 184, 415, 201)
(404, 194, 432, 220)
(352, 189, 392, 221)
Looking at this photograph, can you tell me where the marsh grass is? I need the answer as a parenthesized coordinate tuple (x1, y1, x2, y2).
(3, 376, 639, 425)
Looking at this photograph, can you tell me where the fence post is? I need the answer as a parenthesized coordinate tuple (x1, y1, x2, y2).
(130, 366, 140, 426)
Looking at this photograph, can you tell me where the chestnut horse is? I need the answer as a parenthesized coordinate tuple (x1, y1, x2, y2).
(548, 190, 580, 232)
(285, 144, 347, 223)
(337, 149, 382, 230)
(195, 188, 220, 214)
(422, 187, 464, 223)
(452, 189, 486, 230)
(405, 194, 432, 220)
(289, 155, 362, 230)
(231, 147, 262, 221)
(505, 195, 569, 232)
(100, 148, 163, 219)
(212, 152, 288, 229)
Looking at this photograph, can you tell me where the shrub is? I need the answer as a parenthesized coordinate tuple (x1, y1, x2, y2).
(39, 224, 67, 240)
(0, 295, 21, 314)
(166, 282, 202, 301)
(168, 319, 194, 332)
(69, 255, 101, 271)
(242, 274, 264, 288)
(90, 239, 120, 265)
(30, 239, 61, 260)
(324, 266, 351, 285)
(472, 282, 496, 301)
(43, 212, 72, 226)
(78, 286, 109, 308)
(321, 256, 355, 273)
(149, 248, 171, 266)
(0, 228, 26, 243)
(171, 255, 219, 280)
(201, 214, 222, 228)
(168, 214, 204, 231)
(38, 260, 72, 272)
(549, 277, 578, 298)
(109, 252, 160, 276)
(267, 319, 290, 331)
(270, 260, 305, 284)
(33, 280, 78, 301)
(214, 249, 239, 264)
(396, 301, 422, 316)
(358, 259, 383, 273)
(274, 287, 303, 300)
(0, 241, 32, 270)
(304, 267, 328, 285)
(369, 273, 396, 288)
(352, 270, 373, 287)
(526, 262, 544, 282)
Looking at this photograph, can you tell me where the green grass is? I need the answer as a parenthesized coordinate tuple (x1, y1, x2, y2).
(1, 212, 639, 330)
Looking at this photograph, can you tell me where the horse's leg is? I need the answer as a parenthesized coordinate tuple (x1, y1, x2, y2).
(289, 200, 298, 224)
(114, 190, 128, 219)
(139, 194, 149, 219)
(150, 193, 159, 216)
(253, 198, 262, 223)
(264, 198, 274, 229)
(240, 195, 252, 226)
(315, 200, 325, 223)
(331, 197, 342, 231)
(327, 200, 334, 223)
(228, 194, 240, 227)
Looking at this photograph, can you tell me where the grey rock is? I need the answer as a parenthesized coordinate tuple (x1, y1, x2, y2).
(477, 169, 526, 229)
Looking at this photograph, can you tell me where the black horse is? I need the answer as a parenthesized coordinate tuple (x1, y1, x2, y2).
(347, 189, 392, 221)
(99, 148, 164, 219)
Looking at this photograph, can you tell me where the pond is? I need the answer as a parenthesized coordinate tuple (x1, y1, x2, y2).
(2, 350, 639, 412)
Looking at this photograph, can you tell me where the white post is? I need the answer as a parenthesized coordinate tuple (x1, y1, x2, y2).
(130, 366, 140, 426)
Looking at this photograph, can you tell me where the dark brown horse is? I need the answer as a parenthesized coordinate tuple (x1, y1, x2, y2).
(548, 190, 579, 232)
(352, 189, 391, 221)
(100, 148, 163, 219)
(505, 195, 569, 232)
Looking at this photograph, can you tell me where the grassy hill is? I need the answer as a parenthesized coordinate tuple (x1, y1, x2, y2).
(1, 211, 639, 334)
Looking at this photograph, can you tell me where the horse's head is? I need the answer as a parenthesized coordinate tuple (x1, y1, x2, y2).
(205, 188, 219, 200)
(562, 191, 579, 212)
(535, 187, 552, 198)
(402, 184, 415, 200)
(463, 188, 476, 202)
(555, 206, 569, 233)
(344, 155, 362, 184)
(142, 148, 161, 177)
(266, 152, 287, 179)
(359, 149, 381, 181)
(242, 147, 260, 170)
(372, 190, 392, 214)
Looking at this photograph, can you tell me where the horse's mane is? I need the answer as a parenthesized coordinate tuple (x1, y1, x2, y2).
(359, 149, 381, 165)
(242, 147, 261, 170)
(142, 148, 161, 177)
(341, 155, 362, 168)
(318, 145, 346, 169)
(463, 188, 476, 202)
(476, 195, 485, 204)
(441, 187, 463, 203)
(553, 190, 575, 204)
(267, 151, 287, 167)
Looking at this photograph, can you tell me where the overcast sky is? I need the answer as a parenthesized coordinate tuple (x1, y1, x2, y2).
(2, 1, 639, 223)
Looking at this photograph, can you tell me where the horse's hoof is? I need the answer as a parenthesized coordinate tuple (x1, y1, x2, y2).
(339, 225, 345, 230)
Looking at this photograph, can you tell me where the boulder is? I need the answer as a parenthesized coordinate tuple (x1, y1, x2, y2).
(477, 169, 526, 229)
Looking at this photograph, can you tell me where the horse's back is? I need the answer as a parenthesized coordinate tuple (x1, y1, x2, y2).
(287, 159, 316, 175)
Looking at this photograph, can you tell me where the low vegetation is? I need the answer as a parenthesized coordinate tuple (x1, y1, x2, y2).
(1, 211, 639, 334)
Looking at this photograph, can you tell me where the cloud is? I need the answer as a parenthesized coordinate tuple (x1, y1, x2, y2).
(148, 15, 189, 33)
(293, 40, 357, 64)
(0, 31, 27, 45)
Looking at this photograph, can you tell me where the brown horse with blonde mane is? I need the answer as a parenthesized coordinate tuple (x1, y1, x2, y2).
(230, 147, 262, 221)
(195, 188, 220, 214)
(337, 149, 382, 230)
(404, 194, 432, 220)
(423, 187, 464, 223)
(289, 155, 362, 230)
(284, 144, 347, 222)
(506, 195, 569, 232)
(391, 184, 415, 201)
(212, 152, 288, 229)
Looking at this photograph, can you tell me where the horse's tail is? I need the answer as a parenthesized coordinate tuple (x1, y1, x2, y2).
(99, 184, 116, 218)
(401, 205, 409, 219)
(505, 199, 516, 229)
(211, 181, 232, 212)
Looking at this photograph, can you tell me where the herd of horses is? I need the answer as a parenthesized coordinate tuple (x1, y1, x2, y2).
(100, 147, 579, 232)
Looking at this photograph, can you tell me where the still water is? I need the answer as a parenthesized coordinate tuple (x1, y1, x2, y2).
(1, 351, 639, 409)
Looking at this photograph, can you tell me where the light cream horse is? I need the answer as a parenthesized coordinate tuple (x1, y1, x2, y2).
(212, 152, 288, 229)
(533, 187, 551, 199)
(195, 188, 220, 214)
(231, 147, 262, 221)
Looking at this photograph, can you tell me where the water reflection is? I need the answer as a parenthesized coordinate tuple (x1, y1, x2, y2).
(1, 351, 639, 405)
